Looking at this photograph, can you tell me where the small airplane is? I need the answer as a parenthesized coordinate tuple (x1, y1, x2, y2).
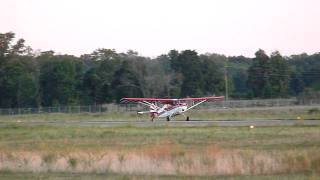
(120, 96, 224, 121)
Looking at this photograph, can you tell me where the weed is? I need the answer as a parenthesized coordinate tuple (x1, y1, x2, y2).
(0, 168, 13, 174)
(118, 153, 126, 164)
(175, 151, 185, 157)
(68, 158, 77, 169)
(311, 156, 320, 173)
(42, 153, 56, 164)
(308, 108, 320, 114)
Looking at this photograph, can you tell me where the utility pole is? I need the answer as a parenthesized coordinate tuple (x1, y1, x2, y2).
(224, 60, 228, 101)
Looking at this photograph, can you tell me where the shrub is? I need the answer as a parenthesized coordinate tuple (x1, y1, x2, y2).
(308, 108, 320, 114)
(69, 158, 77, 168)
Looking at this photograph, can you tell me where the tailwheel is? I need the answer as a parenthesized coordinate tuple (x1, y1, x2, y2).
(186, 116, 190, 121)
(166, 116, 170, 121)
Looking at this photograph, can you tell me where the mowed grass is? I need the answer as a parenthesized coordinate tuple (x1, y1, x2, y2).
(0, 111, 140, 122)
(0, 106, 319, 122)
(192, 106, 320, 120)
(0, 124, 319, 152)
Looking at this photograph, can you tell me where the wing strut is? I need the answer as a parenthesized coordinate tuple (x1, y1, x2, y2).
(138, 101, 159, 110)
(185, 100, 207, 111)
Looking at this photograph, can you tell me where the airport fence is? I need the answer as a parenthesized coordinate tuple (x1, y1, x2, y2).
(0, 98, 319, 116)
(0, 105, 108, 116)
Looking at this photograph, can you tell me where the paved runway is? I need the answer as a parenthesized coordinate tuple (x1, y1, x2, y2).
(13, 119, 320, 127)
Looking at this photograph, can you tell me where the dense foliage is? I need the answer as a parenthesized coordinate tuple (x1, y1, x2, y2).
(0, 32, 319, 108)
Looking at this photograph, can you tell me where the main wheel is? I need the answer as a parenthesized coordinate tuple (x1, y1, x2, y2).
(186, 116, 190, 121)
(166, 117, 170, 121)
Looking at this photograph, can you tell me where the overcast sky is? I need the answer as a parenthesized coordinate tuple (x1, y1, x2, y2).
(1, 0, 319, 57)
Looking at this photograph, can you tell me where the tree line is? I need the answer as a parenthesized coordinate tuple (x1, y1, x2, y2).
(0, 32, 319, 108)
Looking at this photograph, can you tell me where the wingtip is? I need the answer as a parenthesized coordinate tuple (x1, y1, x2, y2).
(119, 98, 127, 103)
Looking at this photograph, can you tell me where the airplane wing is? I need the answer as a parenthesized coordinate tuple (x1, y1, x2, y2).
(120, 97, 176, 110)
(180, 96, 225, 111)
(120, 96, 224, 104)
(120, 96, 224, 108)
(120, 96, 224, 118)
(179, 96, 225, 102)
(120, 98, 177, 104)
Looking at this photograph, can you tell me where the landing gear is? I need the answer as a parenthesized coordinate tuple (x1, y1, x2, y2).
(181, 113, 189, 121)
(151, 113, 156, 122)
(166, 114, 189, 121)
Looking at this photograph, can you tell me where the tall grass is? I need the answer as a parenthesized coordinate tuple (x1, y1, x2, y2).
(0, 147, 319, 176)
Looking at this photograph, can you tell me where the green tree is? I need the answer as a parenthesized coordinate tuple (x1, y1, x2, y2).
(200, 55, 224, 95)
(171, 50, 204, 97)
(111, 61, 143, 101)
(232, 70, 248, 98)
(0, 32, 38, 108)
(269, 51, 291, 97)
(81, 49, 122, 103)
(290, 72, 304, 95)
(145, 55, 173, 97)
(122, 51, 149, 97)
(247, 49, 272, 98)
(227, 56, 252, 98)
(39, 54, 82, 106)
(0, 56, 38, 107)
(288, 53, 320, 95)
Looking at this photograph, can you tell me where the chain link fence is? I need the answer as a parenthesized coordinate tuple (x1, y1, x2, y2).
(0, 105, 108, 116)
(0, 98, 319, 116)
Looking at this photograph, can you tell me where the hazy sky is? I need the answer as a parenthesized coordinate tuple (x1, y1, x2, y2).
(1, 0, 319, 57)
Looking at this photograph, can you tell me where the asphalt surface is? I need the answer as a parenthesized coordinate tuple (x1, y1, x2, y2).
(11, 119, 320, 127)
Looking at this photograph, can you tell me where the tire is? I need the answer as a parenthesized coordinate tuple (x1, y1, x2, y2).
(186, 116, 190, 121)
(166, 117, 170, 121)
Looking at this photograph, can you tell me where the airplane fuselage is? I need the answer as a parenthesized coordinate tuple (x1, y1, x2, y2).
(155, 104, 187, 118)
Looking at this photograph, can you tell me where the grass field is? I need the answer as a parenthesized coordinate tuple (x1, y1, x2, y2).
(0, 123, 319, 178)
(0, 106, 319, 122)
(0, 106, 319, 179)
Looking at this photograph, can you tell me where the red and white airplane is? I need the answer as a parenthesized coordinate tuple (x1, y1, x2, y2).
(120, 96, 224, 121)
